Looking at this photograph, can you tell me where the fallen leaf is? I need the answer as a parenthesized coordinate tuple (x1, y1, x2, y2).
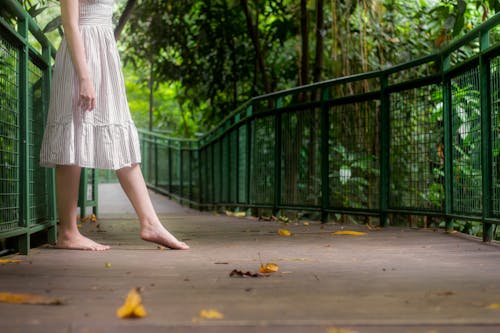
(157, 245, 167, 250)
(436, 291, 455, 296)
(199, 309, 224, 319)
(445, 230, 458, 234)
(259, 263, 279, 273)
(327, 327, 359, 333)
(278, 228, 292, 236)
(105, 262, 111, 268)
(225, 211, 245, 217)
(229, 269, 266, 278)
(303, 221, 310, 226)
(365, 224, 381, 231)
(0, 259, 22, 264)
(486, 303, 500, 310)
(332, 231, 366, 236)
(214, 262, 229, 265)
(81, 214, 97, 223)
(259, 215, 272, 221)
(277, 216, 289, 223)
(116, 288, 147, 319)
(0, 292, 62, 305)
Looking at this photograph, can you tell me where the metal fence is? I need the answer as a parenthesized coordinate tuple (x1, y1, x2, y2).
(141, 13, 500, 242)
(0, 0, 57, 254)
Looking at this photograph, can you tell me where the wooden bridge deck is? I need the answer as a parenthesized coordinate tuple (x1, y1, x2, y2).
(1, 184, 500, 333)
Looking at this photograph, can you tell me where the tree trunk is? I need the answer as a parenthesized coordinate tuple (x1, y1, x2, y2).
(313, 0, 324, 83)
(114, 0, 137, 41)
(300, 0, 309, 86)
(240, 0, 271, 93)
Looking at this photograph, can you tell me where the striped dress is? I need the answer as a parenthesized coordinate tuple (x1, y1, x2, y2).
(40, 0, 141, 170)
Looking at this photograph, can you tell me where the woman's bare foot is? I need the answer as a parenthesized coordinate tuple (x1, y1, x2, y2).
(55, 232, 110, 251)
(140, 220, 189, 250)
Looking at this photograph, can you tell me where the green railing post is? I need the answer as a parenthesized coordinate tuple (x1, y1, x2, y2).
(180, 144, 184, 201)
(379, 74, 390, 227)
(320, 88, 330, 222)
(246, 105, 253, 208)
(154, 136, 158, 188)
(43, 44, 57, 244)
(79, 168, 88, 219)
(188, 143, 193, 203)
(18, 12, 30, 254)
(443, 54, 454, 232)
(480, 30, 493, 242)
(274, 98, 283, 216)
(168, 141, 173, 194)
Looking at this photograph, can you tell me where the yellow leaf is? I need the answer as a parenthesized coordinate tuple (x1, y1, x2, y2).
(116, 288, 147, 319)
(278, 228, 292, 236)
(332, 231, 366, 236)
(486, 303, 500, 310)
(233, 212, 246, 217)
(0, 292, 62, 305)
(225, 210, 234, 216)
(0, 259, 22, 264)
(327, 328, 359, 333)
(199, 309, 224, 319)
(260, 263, 279, 273)
(105, 262, 111, 268)
(303, 221, 310, 226)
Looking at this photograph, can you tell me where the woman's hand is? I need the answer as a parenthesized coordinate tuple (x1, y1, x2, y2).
(78, 77, 96, 112)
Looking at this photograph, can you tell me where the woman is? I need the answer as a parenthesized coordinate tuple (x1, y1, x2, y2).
(40, 0, 189, 251)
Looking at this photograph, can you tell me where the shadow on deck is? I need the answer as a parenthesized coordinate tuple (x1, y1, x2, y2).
(1, 184, 500, 333)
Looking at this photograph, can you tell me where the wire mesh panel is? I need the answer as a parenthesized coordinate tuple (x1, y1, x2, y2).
(389, 85, 444, 211)
(451, 67, 482, 214)
(190, 149, 200, 203)
(213, 140, 222, 203)
(238, 124, 248, 204)
(229, 129, 238, 203)
(28, 61, 49, 225)
(0, 38, 20, 232)
(156, 140, 169, 190)
(491, 55, 500, 216)
(221, 135, 229, 203)
(328, 101, 380, 210)
(181, 148, 190, 198)
(170, 146, 180, 196)
(281, 108, 321, 207)
(250, 116, 275, 205)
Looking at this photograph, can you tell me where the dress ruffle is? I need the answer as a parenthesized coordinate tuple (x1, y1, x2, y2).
(40, 121, 141, 170)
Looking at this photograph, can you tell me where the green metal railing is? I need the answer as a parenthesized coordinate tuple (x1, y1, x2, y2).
(0, 0, 57, 254)
(140, 13, 500, 242)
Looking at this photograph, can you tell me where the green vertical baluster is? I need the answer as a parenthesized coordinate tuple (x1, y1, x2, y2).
(18, 14, 30, 254)
(320, 88, 330, 223)
(274, 98, 283, 216)
(379, 74, 390, 227)
(92, 169, 98, 217)
(79, 168, 88, 219)
(43, 43, 57, 244)
(168, 141, 172, 194)
(154, 136, 158, 188)
(180, 143, 184, 202)
(443, 54, 454, 232)
(480, 30, 493, 242)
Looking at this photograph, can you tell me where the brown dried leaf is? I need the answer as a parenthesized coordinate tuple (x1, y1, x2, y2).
(229, 269, 266, 278)
(0, 292, 62, 305)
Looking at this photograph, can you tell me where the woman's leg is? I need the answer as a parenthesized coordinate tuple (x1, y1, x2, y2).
(115, 164, 189, 250)
(55, 165, 110, 250)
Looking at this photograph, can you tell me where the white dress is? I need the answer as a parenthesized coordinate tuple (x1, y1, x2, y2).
(40, 0, 141, 170)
